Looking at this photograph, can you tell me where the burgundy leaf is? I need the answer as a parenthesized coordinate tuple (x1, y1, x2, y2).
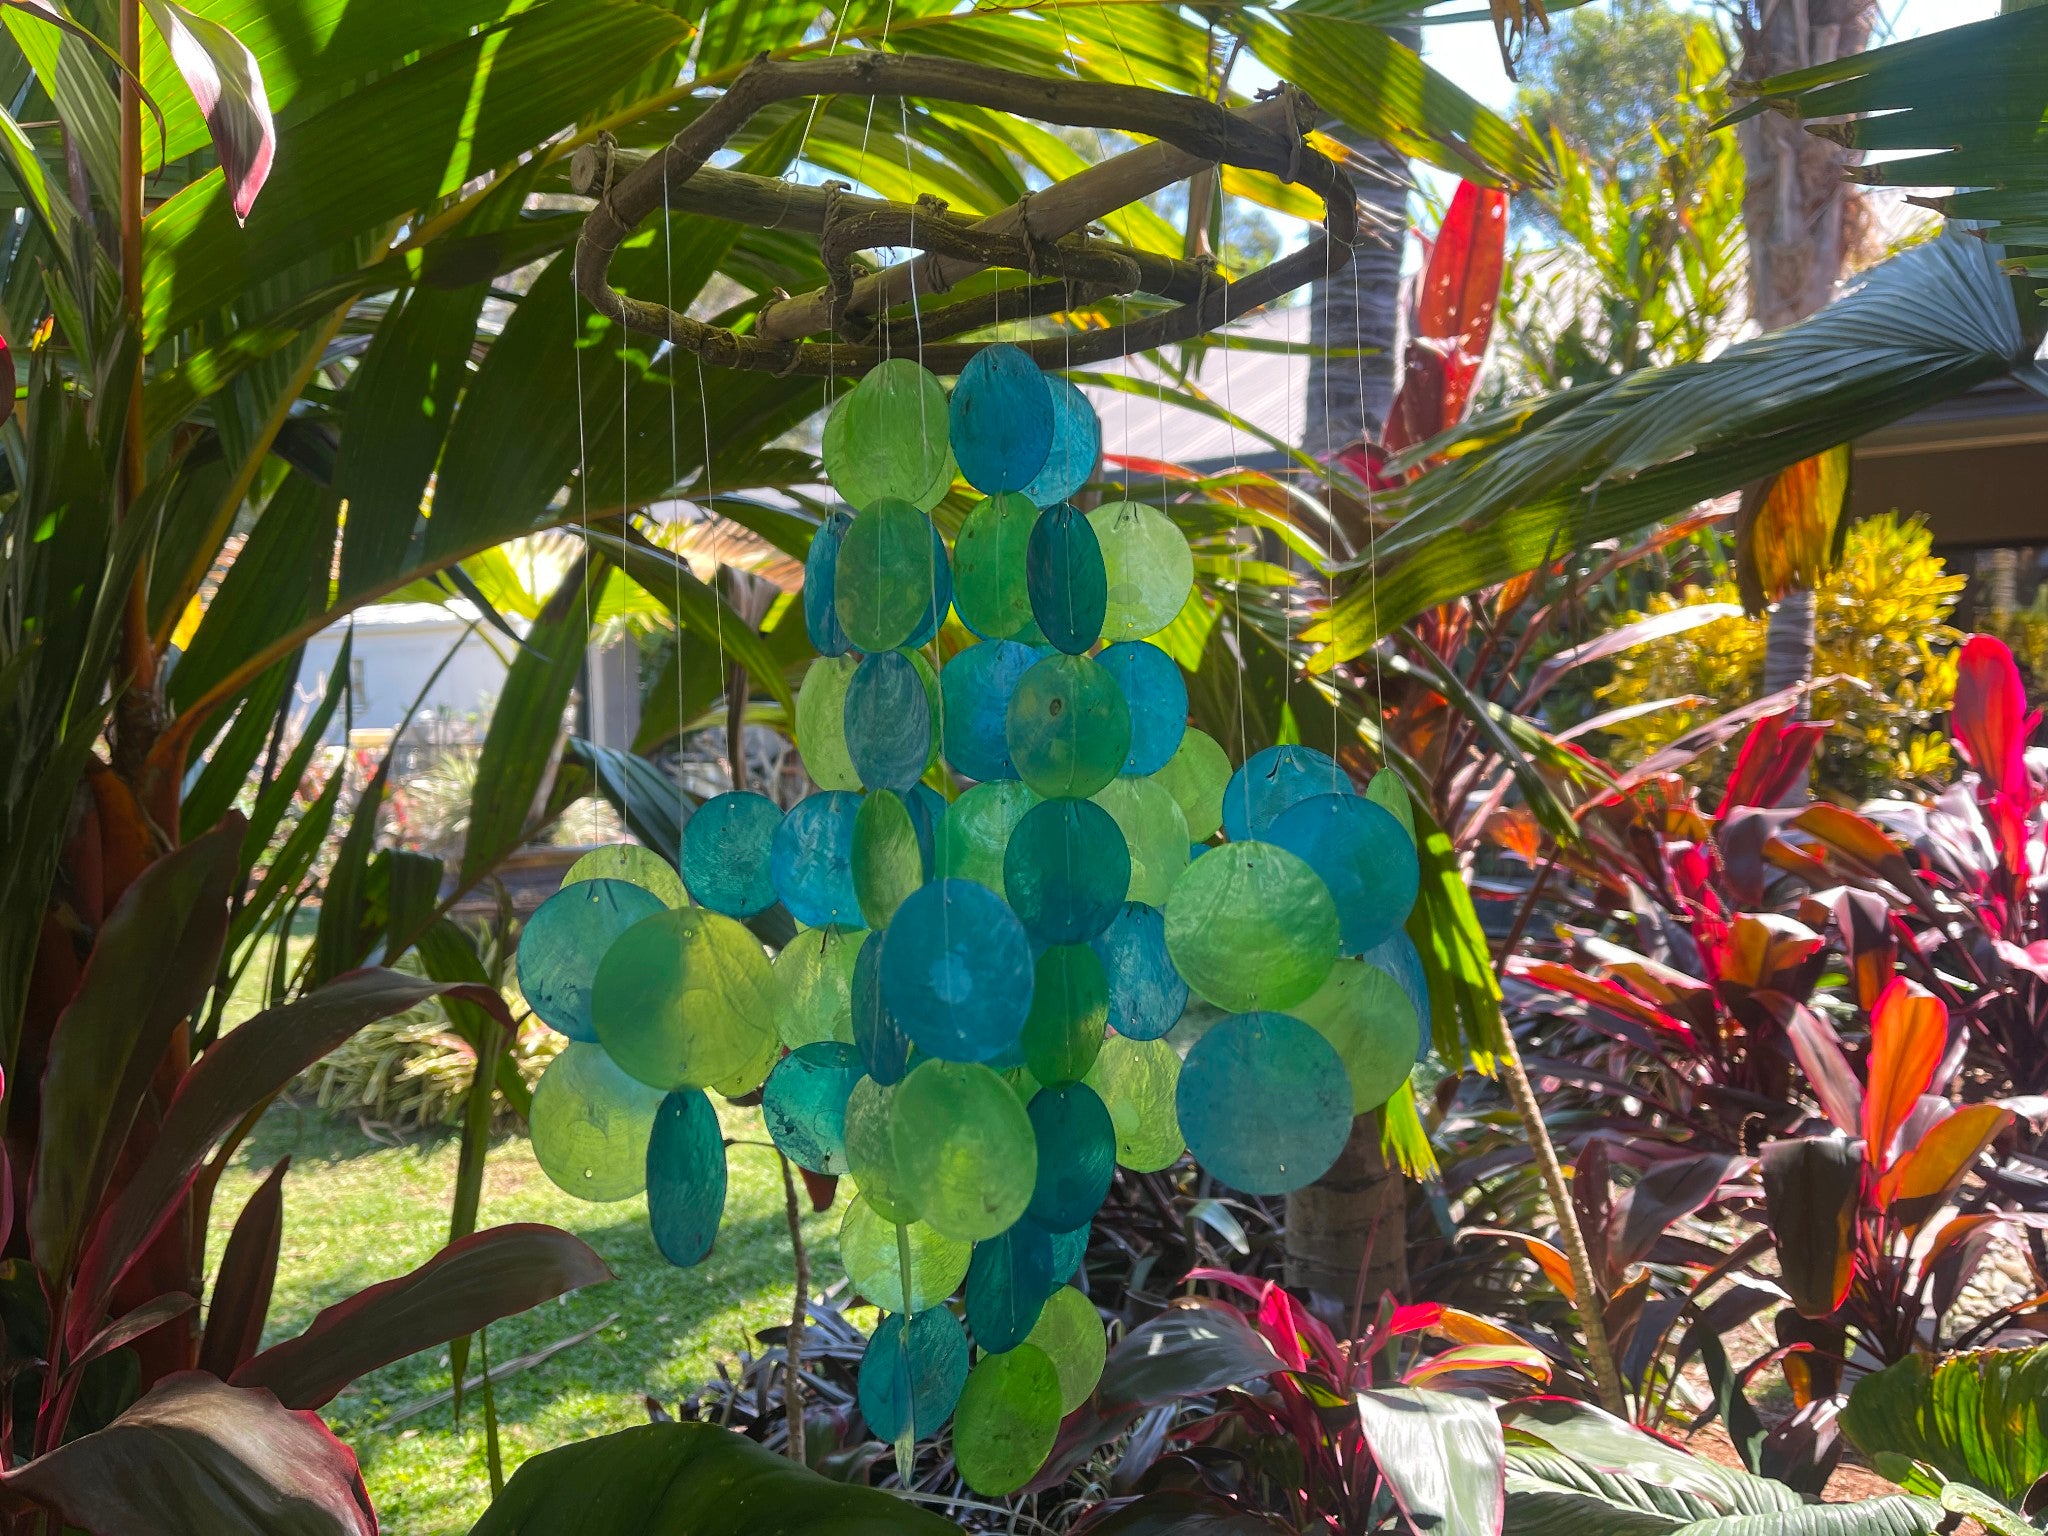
(1763, 995, 1864, 1136)
(1, 1372, 375, 1536)
(232, 1223, 611, 1409)
(0, 330, 13, 415)
(72, 968, 511, 1349)
(1610, 1154, 1738, 1271)
(1759, 1137, 1862, 1319)
(139, 0, 273, 221)
(1716, 711, 1828, 815)
(69, 1291, 197, 1378)
(198, 1158, 288, 1379)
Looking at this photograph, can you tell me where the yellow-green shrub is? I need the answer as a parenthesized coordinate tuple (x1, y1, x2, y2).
(1598, 513, 1963, 798)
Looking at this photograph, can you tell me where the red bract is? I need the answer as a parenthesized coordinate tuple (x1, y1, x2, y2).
(1954, 634, 2033, 801)
(1384, 182, 1510, 457)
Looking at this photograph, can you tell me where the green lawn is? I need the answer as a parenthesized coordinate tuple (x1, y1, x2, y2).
(208, 1102, 836, 1535)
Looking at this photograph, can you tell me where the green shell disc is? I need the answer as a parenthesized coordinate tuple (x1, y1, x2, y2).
(1091, 775, 1190, 906)
(1024, 1284, 1106, 1414)
(890, 1059, 1038, 1242)
(591, 908, 779, 1095)
(844, 1074, 920, 1223)
(772, 924, 864, 1048)
(1162, 841, 1338, 1012)
(1082, 1034, 1183, 1172)
(822, 359, 955, 512)
(935, 779, 1040, 892)
(853, 790, 924, 929)
(1088, 500, 1193, 642)
(1288, 957, 1418, 1114)
(529, 1042, 664, 1202)
(796, 654, 862, 792)
(953, 492, 1044, 642)
(561, 844, 685, 908)
(1149, 728, 1231, 843)
(839, 1194, 971, 1313)
(1006, 653, 1130, 801)
(952, 1344, 1062, 1495)
(835, 499, 943, 654)
(1021, 944, 1110, 1083)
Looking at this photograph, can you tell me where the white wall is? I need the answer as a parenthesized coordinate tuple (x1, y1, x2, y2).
(298, 603, 512, 742)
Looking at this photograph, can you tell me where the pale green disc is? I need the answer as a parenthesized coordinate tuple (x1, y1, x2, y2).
(1083, 1034, 1183, 1172)
(1022, 944, 1109, 1084)
(935, 779, 1040, 892)
(844, 1075, 920, 1222)
(591, 908, 780, 1096)
(562, 844, 685, 908)
(796, 654, 862, 792)
(1088, 500, 1193, 642)
(1289, 958, 1417, 1113)
(890, 1059, 1038, 1242)
(853, 791, 924, 929)
(1092, 775, 1190, 906)
(839, 1193, 970, 1313)
(1150, 728, 1232, 842)
(954, 492, 1044, 642)
(1024, 1285, 1106, 1414)
(1366, 768, 1416, 843)
(823, 359, 956, 512)
(773, 924, 865, 1048)
(529, 1041, 664, 1202)
(1163, 841, 1339, 1012)
(953, 1343, 1063, 1496)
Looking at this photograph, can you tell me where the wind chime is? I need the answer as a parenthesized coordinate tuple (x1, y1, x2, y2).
(519, 55, 1429, 1497)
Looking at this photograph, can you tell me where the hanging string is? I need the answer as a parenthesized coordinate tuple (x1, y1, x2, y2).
(1217, 270, 1249, 770)
(665, 159, 689, 811)
(1322, 208, 1340, 790)
(694, 352, 733, 789)
(569, 260, 614, 831)
(1355, 162, 1387, 735)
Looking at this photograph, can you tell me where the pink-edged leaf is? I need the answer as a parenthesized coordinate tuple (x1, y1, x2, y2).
(1874, 1102, 2012, 1228)
(1716, 913, 1825, 991)
(1385, 180, 1509, 456)
(198, 1157, 288, 1379)
(69, 1292, 196, 1378)
(138, 0, 272, 221)
(231, 1223, 610, 1409)
(1504, 958, 1694, 1041)
(1386, 1302, 1444, 1337)
(797, 1167, 837, 1211)
(1955, 634, 2032, 800)
(0, 1372, 375, 1536)
(31, 818, 241, 1299)
(1401, 1343, 1550, 1388)
(71, 968, 512, 1351)
(1762, 996, 1864, 1135)
(1524, 604, 1742, 709)
(1356, 1385, 1505, 1536)
(0, 330, 13, 412)
(1832, 888, 1899, 1010)
(1609, 1154, 1740, 1271)
(1863, 978, 1948, 1174)
(1717, 711, 1830, 815)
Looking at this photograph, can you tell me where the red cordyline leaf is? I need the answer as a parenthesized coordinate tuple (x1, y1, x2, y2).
(1954, 635, 2034, 801)
(0, 331, 13, 413)
(1862, 978, 1947, 1174)
(1716, 712, 1828, 815)
(1383, 180, 1508, 457)
(141, 0, 274, 222)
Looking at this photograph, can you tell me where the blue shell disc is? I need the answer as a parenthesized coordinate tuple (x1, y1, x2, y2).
(845, 650, 933, 792)
(1045, 1218, 1090, 1284)
(1366, 929, 1434, 1063)
(804, 509, 854, 656)
(1221, 744, 1347, 842)
(940, 640, 1037, 783)
(1089, 901, 1188, 1041)
(517, 878, 668, 1041)
(762, 1040, 862, 1174)
(1026, 504, 1108, 655)
(1176, 1011, 1351, 1196)
(1021, 375, 1102, 508)
(858, 1308, 971, 1442)
(879, 878, 1034, 1063)
(853, 930, 914, 1085)
(1003, 797, 1129, 945)
(680, 791, 783, 918)
(1025, 1081, 1117, 1232)
(646, 1088, 728, 1267)
(966, 1221, 1056, 1353)
(1265, 792, 1419, 954)
(770, 791, 863, 928)
(950, 343, 1055, 494)
(1096, 641, 1187, 776)
(904, 515, 955, 651)
(905, 782, 946, 876)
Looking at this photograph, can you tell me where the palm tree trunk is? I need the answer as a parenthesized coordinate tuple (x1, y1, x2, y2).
(1762, 585, 1817, 707)
(1292, 35, 1414, 1307)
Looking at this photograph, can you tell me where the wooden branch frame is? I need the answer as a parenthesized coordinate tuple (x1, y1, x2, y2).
(570, 53, 1357, 376)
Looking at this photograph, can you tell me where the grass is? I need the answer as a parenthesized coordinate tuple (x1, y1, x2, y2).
(207, 1100, 835, 1536)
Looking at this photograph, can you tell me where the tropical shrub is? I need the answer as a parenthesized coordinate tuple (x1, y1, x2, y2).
(1596, 513, 1963, 799)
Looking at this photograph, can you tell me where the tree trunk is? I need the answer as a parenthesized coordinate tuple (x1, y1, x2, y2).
(1291, 29, 1415, 1312)
(1284, 1110, 1407, 1309)
(1733, 0, 1876, 332)
(1762, 584, 1817, 708)
(1302, 130, 1408, 459)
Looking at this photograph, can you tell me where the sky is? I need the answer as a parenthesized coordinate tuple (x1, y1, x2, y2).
(1420, 0, 2001, 109)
